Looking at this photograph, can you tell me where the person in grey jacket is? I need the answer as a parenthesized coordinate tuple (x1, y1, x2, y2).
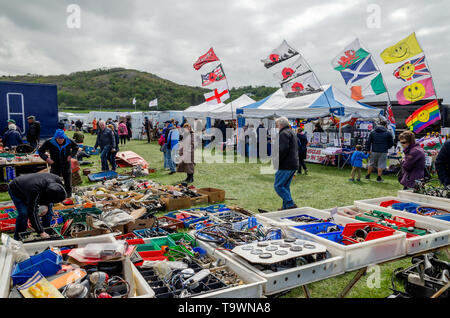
(273, 117, 299, 210)
(365, 120, 394, 182)
(94, 121, 116, 171)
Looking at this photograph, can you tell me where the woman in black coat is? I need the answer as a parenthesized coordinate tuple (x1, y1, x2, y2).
(297, 127, 309, 175)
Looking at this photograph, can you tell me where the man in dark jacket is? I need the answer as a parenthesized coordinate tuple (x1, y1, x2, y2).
(8, 173, 67, 240)
(126, 117, 132, 141)
(38, 129, 79, 197)
(94, 120, 116, 171)
(297, 127, 309, 175)
(435, 139, 450, 186)
(365, 120, 394, 182)
(3, 124, 23, 149)
(144, 117, 152, 143)
(26, 115, 41, 149)
(273, 117, 299, 210)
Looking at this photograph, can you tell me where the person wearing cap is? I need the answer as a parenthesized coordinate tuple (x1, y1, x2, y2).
(94, 120, 116, 171)
(3, 119, 16, 137)
(3, 124, 23, 149)
(38, 129, 79, 197)
(8, 173, 67, 240)
(26, 115, 41, 149)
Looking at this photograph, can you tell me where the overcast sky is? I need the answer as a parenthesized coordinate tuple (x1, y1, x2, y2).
(1, 0, 449, 102)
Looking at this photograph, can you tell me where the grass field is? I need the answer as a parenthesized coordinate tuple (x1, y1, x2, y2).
(1, 131, 448, 298)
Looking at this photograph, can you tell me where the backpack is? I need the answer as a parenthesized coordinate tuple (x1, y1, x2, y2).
(158, 135, 165, 146)
(119, 125, 125, 134)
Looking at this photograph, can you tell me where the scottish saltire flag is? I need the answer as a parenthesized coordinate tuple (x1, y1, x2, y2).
(339, 55, 378, 85)
(406, 100, 440, 133)
(380, 32, 423, 64)
(201, 64, 226, 86)
(281, 72, 322, 98)
(396, 77, 435, 105)
(261, 40, 299, 69)
(331, 39, 370, 71)
(273, 55, 311, 83)
(393, 55, 430, 82)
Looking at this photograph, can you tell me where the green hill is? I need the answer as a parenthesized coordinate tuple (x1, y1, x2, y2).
(0, 68, 278, 111)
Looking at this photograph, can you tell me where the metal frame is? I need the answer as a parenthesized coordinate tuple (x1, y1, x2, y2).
(6, 92, 26, 135)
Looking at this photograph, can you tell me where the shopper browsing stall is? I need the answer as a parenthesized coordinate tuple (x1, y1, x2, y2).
(398, 131, 425, 190)
(94, 121, 116, 171)
(273, 117, 299, 210)
(8, 173, 67, 241)
(38, 129, 79, 197)
(349, 145, 369, 182)
(435, 139, 450, 186)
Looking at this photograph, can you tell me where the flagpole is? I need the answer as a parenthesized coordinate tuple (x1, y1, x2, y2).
(415, 36, 441, 106)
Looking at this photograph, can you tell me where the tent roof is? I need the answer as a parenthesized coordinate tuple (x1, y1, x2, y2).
(208, 94, 256, 119)
(237, 85, 383, 119)
(183, 101, 225, 119)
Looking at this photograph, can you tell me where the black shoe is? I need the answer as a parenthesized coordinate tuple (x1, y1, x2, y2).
(365, 174, 370, 180)
(376, 176, 383, 182)
(169, 171, 176, 175)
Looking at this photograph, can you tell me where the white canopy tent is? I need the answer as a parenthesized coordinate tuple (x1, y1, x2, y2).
(237, 85, 383, 120)
(208, 94, 256, 120)
(183, 101, 223, 119)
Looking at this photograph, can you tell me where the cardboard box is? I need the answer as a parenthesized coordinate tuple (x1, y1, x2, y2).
(190, 194, 209, 206)
(124, 218, 156, 233)
(160, 196, 191, 211)
(197, 188, 226, 203)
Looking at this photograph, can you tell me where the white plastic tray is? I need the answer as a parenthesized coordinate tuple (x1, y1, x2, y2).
(332, 205, 450, 255)
(2, 234, 154, 298)
(256, 207, 361, 227)
(196, 217, 345, 296)
(0, 246, 15, 298)
(130, 235, 266, 298)
(354, 196, 450, 226)
(262, 208, 407, 272)
(397, 190, 450, 206)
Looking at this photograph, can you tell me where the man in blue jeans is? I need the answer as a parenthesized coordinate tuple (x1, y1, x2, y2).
(8, 173, 67, 240)
(273, 117, 299, 210)
(94, 120, 116, 171)
(166, 123, 179, 175)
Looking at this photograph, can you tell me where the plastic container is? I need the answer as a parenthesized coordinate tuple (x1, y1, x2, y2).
(0, 213, 9, 220)
(295, 222, 344, 237)
(11, 250, 62, 285)
(157, 216, 184, 232)
(136, 242, 160, 252)
(168, 233, 197, 247)
(338, 205, 450, 255)
(150, 236, 177, 248)
(397, 190, 450, 207)
(115, 233, 138, 241)
(138, 250, 168, 261)
(133, 228, 169, 239)
(0, 246, 15, 298)
(0, 218, 16, 232)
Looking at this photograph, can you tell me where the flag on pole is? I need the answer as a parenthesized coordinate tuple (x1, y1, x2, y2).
(380, 32, 423, 64)
(396, 77, 436, 105)
(281, 72, 322, 98)
(331, 39, 371, 71)
(261, 40, 299, 69)
(204, 82, 230, 105)
(405, 99, 441, 133)
(149, 98, 158, 108)
(193, 48, 220, 71)
(393, 55, 430, 82)
(132, 97, 136, 105)
(201, 64, 226, 86)
(349, 73, 387, 101)
(272, 55, 311, 83)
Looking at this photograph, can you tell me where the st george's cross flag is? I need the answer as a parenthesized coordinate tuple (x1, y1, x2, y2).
(261, 40, 299, 69)
(149, 98, 158, 108)
(393, 55, 430, 82)
(281, 72, 322, 98)
(193, 48, 220, 71)
(201, 64, 226, 87)
(204, 82, 230, 105)
(272, 55, 311, 83)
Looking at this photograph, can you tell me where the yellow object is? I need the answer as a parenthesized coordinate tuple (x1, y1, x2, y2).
(380, 33, 423, 64)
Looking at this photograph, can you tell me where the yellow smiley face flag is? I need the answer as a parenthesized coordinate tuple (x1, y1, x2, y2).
(380, 33, 423, 64)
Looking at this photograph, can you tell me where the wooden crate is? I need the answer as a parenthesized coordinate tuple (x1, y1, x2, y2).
(197, 188, 226, 203)
(190, 194, 209, 206)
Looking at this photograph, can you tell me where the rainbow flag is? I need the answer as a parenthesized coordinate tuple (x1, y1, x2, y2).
(405, 99, 441, 133)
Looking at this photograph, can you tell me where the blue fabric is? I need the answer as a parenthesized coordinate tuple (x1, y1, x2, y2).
(274, 170, 296, 209)
(350, 151, 369, 168)
(166, 147, 176, 172)
(3, 130, 23, 148)
(167, 129, 179, 150)
(54, 129, 66, 139)
(109, 151, 117, 171)
(100, 146, 111, 171)
(9, 188, 52, 240)
(163, 147, 169, 169)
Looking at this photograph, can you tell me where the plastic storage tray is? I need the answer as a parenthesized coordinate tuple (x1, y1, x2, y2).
(11, 250, 62, 285)
(354, 196, 450, 225)
(329, 205, 450, 255)
(397, 190, 450, 207)
(19, 234, 153, 298)
(258, 207, 406, 271)
(0, 246, 15, 298)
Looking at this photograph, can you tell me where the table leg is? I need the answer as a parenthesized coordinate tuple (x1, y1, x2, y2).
(302, 285, 311, 298)
(338, 267, 367, 298)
